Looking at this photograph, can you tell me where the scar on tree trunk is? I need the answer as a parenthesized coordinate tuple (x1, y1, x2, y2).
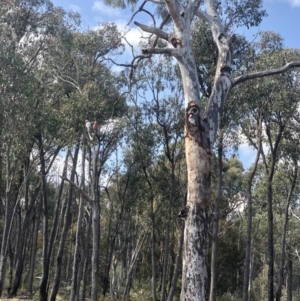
(185, 101, 210, 152)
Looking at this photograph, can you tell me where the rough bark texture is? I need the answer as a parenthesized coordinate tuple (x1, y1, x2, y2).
(181, 121, 211, 300)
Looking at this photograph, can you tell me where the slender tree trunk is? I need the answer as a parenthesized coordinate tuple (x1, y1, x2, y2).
(242, 116, 262, 301)
(7, 242, 14, 294)
(48, 149, 70, 263)
(166, 222, 184, 301)
(102, 227, 118, 297)
(70, 139, 86, 301)
(38, 135, 50, 301)
(9, 212, 27, 297)
(209, 134, 223, 301)
(38, 135, 62, 301)
(276, 163, 298, 301)
(286, 256, 293, 301)
(102, 167, 131, 297)
(50, 143, 80, 301)
(102, 216, 113, 297)
(140, 161, 157, 301)
(65, 227, 73, 285)
(28, 207, 41, 295)
(122, 230, 149, 301)
(81, 211, 92, 301)
(0, 143, 13, 296)
(9, 167, 40, 297)
(161, 165, 176, 301)
(267, 175, 275, 301)
(151, 214, 157, 301)
(262, 123, 284, 301)
(91, 143, 100, 301)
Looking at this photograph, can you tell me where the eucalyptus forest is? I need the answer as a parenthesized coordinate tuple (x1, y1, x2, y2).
(1, 0, 300, 301)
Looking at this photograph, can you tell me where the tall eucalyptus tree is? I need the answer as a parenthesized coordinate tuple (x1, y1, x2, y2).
(111, 0, 300, 299)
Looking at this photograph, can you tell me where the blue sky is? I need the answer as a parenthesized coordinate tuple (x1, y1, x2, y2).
(51, 0, 300, 49)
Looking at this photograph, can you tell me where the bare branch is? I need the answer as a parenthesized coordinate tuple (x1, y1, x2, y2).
(195, 9, 214, 25)
(152, 14, 171, 48)
(232, 61, 300, 87)
(134, 21, 169, 41)
(127, 1, 147, 25)
(147, 0, 164, 3)
(291, 209, 300, 222)
(56, 75, 81, 92)
(61, 176, 93, 205)
(141, 47, 177, 55)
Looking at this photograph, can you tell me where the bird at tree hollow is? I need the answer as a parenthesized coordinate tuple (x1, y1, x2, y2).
(93, 121, 98, 133)
(178, 206, 190, 220)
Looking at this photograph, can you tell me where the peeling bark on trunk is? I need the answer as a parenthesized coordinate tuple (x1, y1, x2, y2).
(181, 139, 211, 301)
(175, 27, 231, 301)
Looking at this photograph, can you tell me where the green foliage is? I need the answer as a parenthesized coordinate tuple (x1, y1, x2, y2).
(250, 265, 268, 300)
(216, 292, 240, 301)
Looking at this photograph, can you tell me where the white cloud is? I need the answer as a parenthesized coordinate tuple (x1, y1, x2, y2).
(286, 0, 300, 6)
(115, 20, 144, 47)
(69, 4, 81, 12)
(265, 0, 300, 7)
(92, 19, 145, 57)
(92, 1, 121, 16)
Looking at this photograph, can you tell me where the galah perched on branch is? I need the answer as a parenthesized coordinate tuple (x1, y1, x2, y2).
(85, 119, 95, 141)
